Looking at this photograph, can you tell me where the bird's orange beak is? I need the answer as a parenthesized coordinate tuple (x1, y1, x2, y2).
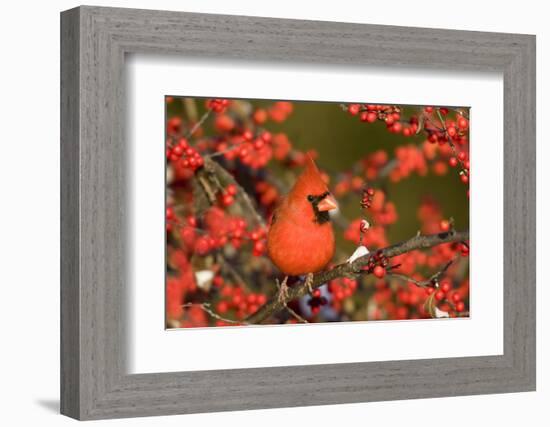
(317, 194, 338, 212)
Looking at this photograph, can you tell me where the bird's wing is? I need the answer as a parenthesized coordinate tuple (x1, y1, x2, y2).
(269, 196, 288, 226)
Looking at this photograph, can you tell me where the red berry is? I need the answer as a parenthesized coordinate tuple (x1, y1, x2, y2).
(455, 301, 465, 312)
(425, 107, 434, 113)
(439, 219, 450, 232)
(194, 237, 210, 255)
(312, 289, 322, 298)
(434, 290, 445, 301)
(366, 112, 377, 123)
(217, 301, 228, 314)
(261, 131, 272, 143)
(458, 151, 467, 161)
(460, 174, 469, 184)
(348, 104, 360, 115)
(440, 280, 451, 293)
(457, 117, 468, 130)
(253, 139, 265, 150)
(226, 184, 238, 196)
(391, 122, 402, 133)
(242, 130, 253, 141)
(451, 293, 461, 303)
(222, 194, 234, 206)
(166, 207, 174, 220)
(172, 145, 183, 156)
(253, 109, 267, 124)
(373, 265, 386, 278)
(447, 126, 457, 137)
(449, 157, 458, 167)
(252, 240, 265, 255)
(232, 294, 243, 306)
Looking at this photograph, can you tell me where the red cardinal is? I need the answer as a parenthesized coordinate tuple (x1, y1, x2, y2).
(267, 156, 338, 284)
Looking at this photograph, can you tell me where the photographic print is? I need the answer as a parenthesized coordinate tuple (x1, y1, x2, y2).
(165, 97, 470, 328)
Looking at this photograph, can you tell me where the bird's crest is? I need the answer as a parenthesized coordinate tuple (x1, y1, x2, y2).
(290, 155, 329, 198)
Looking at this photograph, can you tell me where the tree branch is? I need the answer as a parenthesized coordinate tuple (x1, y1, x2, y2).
(245, 230, 469, 324)
(200, 158, 266, 227)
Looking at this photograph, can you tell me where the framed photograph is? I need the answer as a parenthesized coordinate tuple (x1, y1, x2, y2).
(61, 6, 536, 420)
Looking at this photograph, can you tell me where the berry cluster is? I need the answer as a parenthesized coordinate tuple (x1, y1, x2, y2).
(360, 187, 375, 209)
(171, 206, 266, 257)
(254, 180, 280, 209)
(249, 227, 267, 256)
(219, 183, 238, 207)
(206, 98, 231, 113)
(425, 278, 467, 315)
(307, 288, 329, 315)
(361, 251, 389, 278)
(340, 104, 470, 194)
(347, 104, 420, 136)
(267, 101, 294, 123)
(216, 282, 268, 320)
(166, 137, 204, 170)
(328, 278, 358, 302)
(215, 130, 274, 169)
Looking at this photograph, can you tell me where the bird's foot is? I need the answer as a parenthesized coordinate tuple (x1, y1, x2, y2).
(277, 276, 289, 305)
(304, 273, 314, 294)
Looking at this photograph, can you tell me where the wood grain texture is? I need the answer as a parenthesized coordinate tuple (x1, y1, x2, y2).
(60, 7, 80, 419)
(60, 6, 536, 420)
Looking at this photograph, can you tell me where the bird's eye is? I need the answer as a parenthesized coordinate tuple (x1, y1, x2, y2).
(307, 195, 314, 202)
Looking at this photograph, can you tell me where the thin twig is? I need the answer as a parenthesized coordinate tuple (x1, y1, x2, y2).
(182, 302, 248, 325)
(285, 306, 309, 323)
(185, 108, 212, 139)
(220, 258, 252, 292)
(207, 142, 245, 158)
(387, 257, 457, 288)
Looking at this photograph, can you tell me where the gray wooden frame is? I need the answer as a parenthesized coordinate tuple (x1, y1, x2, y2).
(60, 5, 536, 420)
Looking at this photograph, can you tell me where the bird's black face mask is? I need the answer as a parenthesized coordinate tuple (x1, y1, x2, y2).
(307, 192, 332, 224)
